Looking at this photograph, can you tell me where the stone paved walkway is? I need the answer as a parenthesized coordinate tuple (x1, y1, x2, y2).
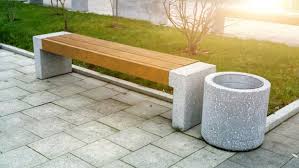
(0, 49, 298, 168)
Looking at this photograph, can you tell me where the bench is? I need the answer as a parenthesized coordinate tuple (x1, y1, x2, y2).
(33, 32, 216, 131)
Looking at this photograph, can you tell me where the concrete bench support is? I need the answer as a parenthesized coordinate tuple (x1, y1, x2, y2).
(33, 32, 72, 79)
(169, 62, 216, 131)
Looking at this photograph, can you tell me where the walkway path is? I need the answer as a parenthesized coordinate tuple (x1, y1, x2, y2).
(0, 49, 298, 168)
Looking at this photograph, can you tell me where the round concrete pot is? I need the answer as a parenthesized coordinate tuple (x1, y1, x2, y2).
(201, 72, 271, 151)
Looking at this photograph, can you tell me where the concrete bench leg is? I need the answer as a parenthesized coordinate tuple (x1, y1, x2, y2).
(33, 32, 72, 80)
(169, 62, 216, 131)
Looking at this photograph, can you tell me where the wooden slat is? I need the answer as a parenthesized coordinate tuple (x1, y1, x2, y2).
(60, 33, 198, 66)
(42, 38, 170, 84)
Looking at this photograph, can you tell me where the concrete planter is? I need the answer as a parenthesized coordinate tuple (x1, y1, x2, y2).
(201, 72, 271, 151)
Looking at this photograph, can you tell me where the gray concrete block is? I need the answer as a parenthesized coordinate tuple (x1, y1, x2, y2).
(0, 99, 32, 116)
(0, 87, 30, 101)
(33, 32, 72, 80)
(0, 113, 36, 131)
(54, 94, 96, 110)
(18, 80, 57, 93)
(46, 74, 82, 86)
(0, 70, 23, 80)
(169, 62, 216, 131)
(113, 91, 149, 105)
(57, 111, 93, 125)
(216, 160, 246, 168)
(138, 116, 175, 137)
(102, 160, 133, 168)
(73, 108, 105, 120)
(125, 101, 169, 119)
(80, 87, 119, 101)
(16, 65, 36, 74)
(282, 158, 299, 168)
(74, 77, 107, 89)
(22, 91, 61, 106)
(48, 84, 87, 97)
(23, 103, 69, 120)
(183, 124, 202, 139)
(72, 0, 88, 12)
(272, 122, 299, 140)
(86, 99, 130, 116)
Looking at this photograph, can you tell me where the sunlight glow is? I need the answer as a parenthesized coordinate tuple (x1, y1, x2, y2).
(237, 0, 287, 13)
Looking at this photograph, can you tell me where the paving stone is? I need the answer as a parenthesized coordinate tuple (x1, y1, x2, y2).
(72, 139, 130, 167)
(0, 99, 31, 116)
(0, 128, 41, 152)
(14, 73, 38, 83)
(29, 132, 86, 159)
(0, 113, 36, 131)
(0, 56, 20, 63)
(69, 73, 89, 79)
(0, 70, 23, 80)
(107, 127, 160, 151)
(0, 146, 48, 168)
(229, 148, 290, 168)
(153, 132, 206, 157)
(18, 80, 57, 93)
(22, 91, 61, 106)
(46, 74, 82, 86)
(54, 95, 96, 110)
(288, 113, 299, 124)
(48, 84, 87, 97)
(99, 111, 145, 130)
(34, 153, 95, 168)
(146, 97, 173, 109)
(57, 111, 93, 125)
(65, 121, 117, 143)
(138, 116, 175, 137)
(105, 84, 129, 93)
(74, 77, 107, 89)
(113, 91, 149, 105)
(86, 99, 130, 116)
(102, 160, 133, 168)
(160, 110, 172, 120)
(125, 101, 169, 119)
(272, 122, 299, 140)
(14, 58, 34, 66)
(22, 103, 69, 120)
(0, 87, 30, 101)
(262, 132, 299, 157)
(16, 65, 35, 74)
(282, 158, 299, 168)
(24, 117, 74, 138)
(173, 146, 235, 168)
(183, 124, 202, 139)
(73, 108, 105, 120)
(80, 87, 119, 101)
(215, 160, 246, 168)
(0, 78, 24, 90)
(0, 62, 21, 71)
(122, 145, 181, 168)
(0, 50, 14, 57)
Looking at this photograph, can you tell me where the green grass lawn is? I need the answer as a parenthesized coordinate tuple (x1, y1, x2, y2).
(1, 2, 299, 114)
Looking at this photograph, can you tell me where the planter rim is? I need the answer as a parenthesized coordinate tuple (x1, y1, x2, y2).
(205, 72, 271, 93)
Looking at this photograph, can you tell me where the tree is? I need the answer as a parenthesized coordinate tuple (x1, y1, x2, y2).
(109, 0, 120, 28)
(3, 0, 17, 22)
(163, 0, 222, 55)
(58, 0, 68, 31)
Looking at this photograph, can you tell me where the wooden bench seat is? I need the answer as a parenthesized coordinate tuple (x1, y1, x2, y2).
(33, 32, 215, 131)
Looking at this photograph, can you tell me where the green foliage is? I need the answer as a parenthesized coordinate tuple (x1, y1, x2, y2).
(1, 0, 17, 22)
(0, 2, 299, 114)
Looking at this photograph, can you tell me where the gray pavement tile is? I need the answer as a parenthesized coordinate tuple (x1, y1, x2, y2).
(80, 87, 119, 101)
(122, 145, 181, 168)
(105, 84, 129, 93)
(73, 108, 105, 120)
(146, 98, 173, 109)
(102, 160, 133, 168)
(183, 124, 202, 139)
(24, 117, 75, 138)
(74, 77, 107, 89)
(282, 158, 299, 168)
(65, 121, 117, 143)
(14, 58, 34, 66)
(113, 91, 149, 105)
(34, 153, 95, 168)
(29, 132, 86, 159)
(48, 84, 87, 97)
(0, 50, 14, 57)
(0, 128, 41, 152)
(272, 122, 299, 140)
(22, 103, 69, 120)
(0, 78, 24, 90)
(18, 80, 57, 93)
(138, 116, 175, 137)
(215, 160, 246, 168)
(0, 70, 23, 80)
(72, 139, 130, 167)
(229, 148, 290, 168)
(160, 110, 172, 120)
(22, 91, 61, 106)
(262, 132, 299, 157)
(16, 65, 35, 74)
(125, 101, 169, 119)
(0, 113, 36, 131)
(107, 127, 160, 151)
(99, 111, 145, 130)
(14, 73, 39, 83)
(54, 95, 96, 110)
(46, 74, 82, 86)
(0, 99, 32, 116)
(57, 111, 93, 125)
(153, 132, 206, 157)
(0, 56, 20, 63)
(86, 99, 130, 116)
(173, 146, 234, 168)
(0, 62, 21, 71)
(0, 87, 30, 101)
(288, 113, 299, 124)
(0, 146, 48, 168)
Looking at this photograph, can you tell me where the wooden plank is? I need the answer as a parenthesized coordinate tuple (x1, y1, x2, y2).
(60, 33, 198, 66)
(48, 36, 182, 70)
(42, 38, 170, 84)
